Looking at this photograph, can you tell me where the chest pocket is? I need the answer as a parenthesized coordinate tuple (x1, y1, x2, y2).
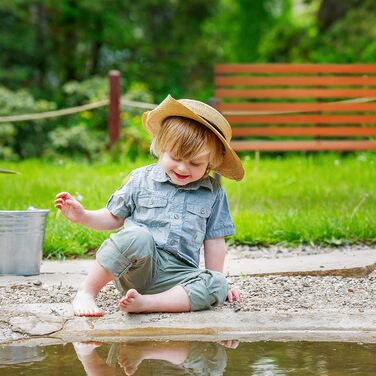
(138, 196, 168, 209)
(185, 203, 211, 246)
(186, 203, 211, 218)
(135, 195, 168, 226)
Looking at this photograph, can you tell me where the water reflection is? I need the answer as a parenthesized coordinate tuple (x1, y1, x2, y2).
(74, 340, 237, 375)
(0, 340, 375, 375)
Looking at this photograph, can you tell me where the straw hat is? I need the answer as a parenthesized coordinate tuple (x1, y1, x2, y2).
(142, 95, 244, 181)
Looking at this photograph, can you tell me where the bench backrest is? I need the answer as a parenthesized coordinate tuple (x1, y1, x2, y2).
(213, 64, 376, 151)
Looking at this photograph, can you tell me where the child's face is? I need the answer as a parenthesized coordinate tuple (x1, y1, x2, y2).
(159, 151, 210, 186)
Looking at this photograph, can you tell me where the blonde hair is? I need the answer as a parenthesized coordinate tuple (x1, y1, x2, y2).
(150, 116, 224, 171)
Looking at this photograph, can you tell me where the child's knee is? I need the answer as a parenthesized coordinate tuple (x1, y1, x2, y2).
(182, 271, 228, 311)
(96, 223, 155, 277)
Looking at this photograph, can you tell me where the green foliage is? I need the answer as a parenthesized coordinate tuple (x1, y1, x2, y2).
(1, 0, 375, 163)
(46, 125, 105, 160)
(0, 0, 218, 102)
(120, 82, 154, 160)
(0, 0, 374, 103)
(63, 76, 108, 105)
(260, 0, 376, 62)
(120, 112, 150, 161)
(0, 85, 56, 159)
(206, 0, 292, 63)
(0, 77, 155, 161)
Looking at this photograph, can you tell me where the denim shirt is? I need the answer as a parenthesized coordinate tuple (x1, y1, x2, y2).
(106, 163, 235, 268)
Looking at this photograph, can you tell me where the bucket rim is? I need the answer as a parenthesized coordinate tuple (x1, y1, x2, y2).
(0, 209, 50, 214)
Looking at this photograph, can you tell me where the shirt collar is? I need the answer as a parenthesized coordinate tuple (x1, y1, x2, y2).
(150, 163, 213, 191)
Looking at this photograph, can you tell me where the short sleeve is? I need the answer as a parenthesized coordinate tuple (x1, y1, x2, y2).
(106, 172, 135, 218)
(205, 187, 235, 240)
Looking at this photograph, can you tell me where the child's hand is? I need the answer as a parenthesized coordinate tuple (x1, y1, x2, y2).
(227, 286, 240, 303)
(55, 192, 86, 224)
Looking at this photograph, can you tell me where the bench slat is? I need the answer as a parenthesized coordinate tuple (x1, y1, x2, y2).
(232, 127, 376, 137)
(226, 115, 376, 124)
(216, 64, 376, 74)
(231, 140, 376, 151)
(215, 103, 376, 112)
(215, 89, 376, 98)
(215, 76, 376, 86)
(214, 64, 376, 152)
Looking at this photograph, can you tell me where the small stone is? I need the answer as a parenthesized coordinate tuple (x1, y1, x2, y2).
(32, 280, 42, 287)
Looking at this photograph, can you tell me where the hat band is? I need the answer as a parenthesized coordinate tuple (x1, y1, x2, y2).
(200, 116, 227, 140)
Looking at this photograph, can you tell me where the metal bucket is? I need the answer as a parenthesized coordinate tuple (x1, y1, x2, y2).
(0, 209, 49, 276)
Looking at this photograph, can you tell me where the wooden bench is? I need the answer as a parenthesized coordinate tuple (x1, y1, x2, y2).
(211, 64, 376, 152)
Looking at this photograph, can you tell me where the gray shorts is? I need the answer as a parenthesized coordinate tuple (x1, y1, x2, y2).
(96, 222, 228, 311)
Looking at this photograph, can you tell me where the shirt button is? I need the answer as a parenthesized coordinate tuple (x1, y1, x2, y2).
(170, 240, 176, 245)
(174, 214, 179, 219)
(200, 208, 206, 214)
(149, 199, 154, 205)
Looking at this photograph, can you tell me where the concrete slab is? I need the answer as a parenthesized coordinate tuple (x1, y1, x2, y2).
(1, 304, 376, 345)
(224, 248, 376, 277)
(1, 248, 375, 344)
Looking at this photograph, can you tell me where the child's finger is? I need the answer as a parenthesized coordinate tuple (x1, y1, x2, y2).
(54, 198, 65, 209)
(232, 287, 241, 302)
(227, 291, 233, 303)
(55, 192, 71, 199)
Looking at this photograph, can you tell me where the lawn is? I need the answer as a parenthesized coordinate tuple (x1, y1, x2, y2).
(1, 152, 375, 258)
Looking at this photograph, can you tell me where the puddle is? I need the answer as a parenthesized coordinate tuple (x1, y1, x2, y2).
(1, 340, 375, 375)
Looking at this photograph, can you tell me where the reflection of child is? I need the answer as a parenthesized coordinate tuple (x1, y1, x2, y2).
(73, 340, 237, 376)
(55, 95, 244, 316)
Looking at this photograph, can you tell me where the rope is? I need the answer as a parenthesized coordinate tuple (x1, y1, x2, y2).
(0, 98, 158, 123)
(0, 96, 374, 123)
(120, 99, 157, 110)
(221, 97, 376, 116)
(0, 100, 109, 123)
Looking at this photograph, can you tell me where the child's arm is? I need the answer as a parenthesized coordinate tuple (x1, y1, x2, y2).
(203, 238, 240, 303)
(55, 192, 124, 231)
(203, 237, 226, 272)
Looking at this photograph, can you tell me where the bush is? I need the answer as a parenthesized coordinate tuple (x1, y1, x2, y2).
(259, 0, 376, 63)
(120, 82, 154, 160)
(46, 125, 106, 160)
(0, 78, 155, 161)
(0, 86, 57, 158)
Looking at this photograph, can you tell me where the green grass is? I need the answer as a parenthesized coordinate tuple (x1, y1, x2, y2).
(225, 152, 376, 247)
(1, 153, 375, 258)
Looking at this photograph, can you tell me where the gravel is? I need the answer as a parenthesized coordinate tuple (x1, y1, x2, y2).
(0, 246, 375, 315)
(226, 243, 375, 259)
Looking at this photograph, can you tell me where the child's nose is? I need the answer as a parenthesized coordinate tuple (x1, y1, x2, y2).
(176, 162, 189, 173)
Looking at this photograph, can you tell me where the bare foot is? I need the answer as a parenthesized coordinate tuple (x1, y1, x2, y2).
(119, 289, 149, 313)
(117, 344, 144, 375)
(73, 291, 104, 317)
(73, 341, 103, 360)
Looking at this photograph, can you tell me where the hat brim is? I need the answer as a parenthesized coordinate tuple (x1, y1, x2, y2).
(142, 95, 244, 181)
